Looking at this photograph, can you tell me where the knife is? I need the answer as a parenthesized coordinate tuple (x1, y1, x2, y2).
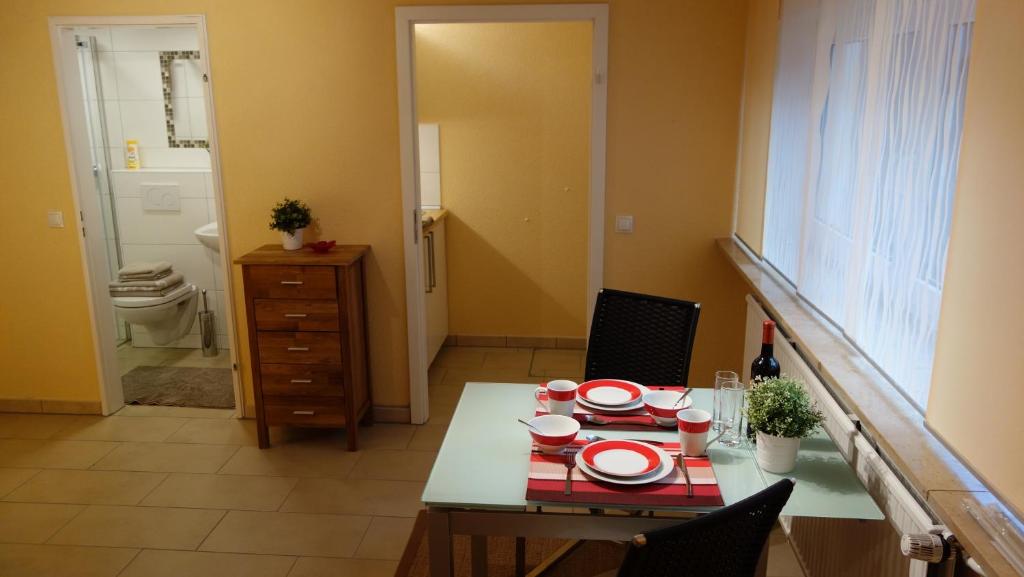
(677, 453, 693, 498)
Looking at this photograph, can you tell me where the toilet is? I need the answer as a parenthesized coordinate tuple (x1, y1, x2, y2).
(111, 283, 198, 345)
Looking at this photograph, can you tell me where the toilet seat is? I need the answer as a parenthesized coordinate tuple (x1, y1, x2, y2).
(111, 283, 196, 309)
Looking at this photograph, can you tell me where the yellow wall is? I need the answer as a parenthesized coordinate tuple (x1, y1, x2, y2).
(0, 0, 750, 411)
(732, 0, 778, 255)
(927, 0, 1024, 516)
(415, 22, 591, 339)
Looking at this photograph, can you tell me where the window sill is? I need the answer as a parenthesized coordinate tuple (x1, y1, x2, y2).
(717, 237, 1017, 577)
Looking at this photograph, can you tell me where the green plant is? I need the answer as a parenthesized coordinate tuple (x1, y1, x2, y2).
(746, 376, 824, 439)
(269, 198, 312, 235)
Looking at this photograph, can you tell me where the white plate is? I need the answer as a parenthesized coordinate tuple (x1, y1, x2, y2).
(577, 395, 646, 413)
(576, 443, 674, 485)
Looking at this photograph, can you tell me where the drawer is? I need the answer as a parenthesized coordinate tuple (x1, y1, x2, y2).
(263, 397, 346, 427)
(257, 332, 342, 364)
(248, 266, 337, 300)
(260, 363, 344, 397)
(255, 299, 340, 332)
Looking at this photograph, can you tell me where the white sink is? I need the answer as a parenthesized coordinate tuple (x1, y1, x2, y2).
(194, 221, 219, 252)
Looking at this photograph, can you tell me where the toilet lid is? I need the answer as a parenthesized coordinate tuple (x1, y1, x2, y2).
(111, 283, 195, 309)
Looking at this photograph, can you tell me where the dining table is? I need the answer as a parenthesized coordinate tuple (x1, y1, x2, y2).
(421, 382, 883, 577)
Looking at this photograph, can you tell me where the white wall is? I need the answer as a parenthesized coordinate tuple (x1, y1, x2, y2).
(418, 123, 441, 208)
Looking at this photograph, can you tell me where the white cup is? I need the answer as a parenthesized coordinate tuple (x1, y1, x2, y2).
(677, 408, 712, 457)
(534, 380, 578, 417)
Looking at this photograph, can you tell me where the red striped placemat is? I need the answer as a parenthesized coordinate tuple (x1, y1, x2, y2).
(535, 385, 687, 430)
(525, 441, 724, 508)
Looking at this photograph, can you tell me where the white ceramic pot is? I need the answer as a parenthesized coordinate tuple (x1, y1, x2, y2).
(755, 431, 801, 473)
(281, 228, 305, 250)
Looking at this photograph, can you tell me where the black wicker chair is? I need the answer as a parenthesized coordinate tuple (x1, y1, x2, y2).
(615, 479, 795, 577)
(585, 288, 701, 385)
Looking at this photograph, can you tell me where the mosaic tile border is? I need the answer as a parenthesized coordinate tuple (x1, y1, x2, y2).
(159, 50, 209, 149)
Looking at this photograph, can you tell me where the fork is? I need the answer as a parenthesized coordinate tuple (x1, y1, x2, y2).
(563, 449, 579, 496)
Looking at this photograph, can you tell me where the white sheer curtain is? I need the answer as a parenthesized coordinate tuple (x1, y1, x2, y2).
(763, 0, 975, 409)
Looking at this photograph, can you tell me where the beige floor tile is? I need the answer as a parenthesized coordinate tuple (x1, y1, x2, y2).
(425, 402, 457, 426)
(0, 468, 38, 498)
(455, 335, 507, 347)
(218, 445, 361, 478)
(165, 418, 257, 445)
(481, 348, 534, 371)
(427, 364, 447, 385)
(0, 502, 85, 544)
(49, 504, 224, 549)
(440, 368, 539, 387)
(5, 469, 166, 506)
(0, 414, 82, 440)
(507, 336, 558, 348)
(200, 511, 371, 557)
(356, 424, 416, 450)
(530, 349, 585, 376)
(353, 516, 416, 560)
(408, 424, 447, 452)
(0, 439, 118, 469)
(768, 525, 806, 577)
(288, 556, 398, 577)
(432, 346, 491, 368)
(280, 478, 425, 517)
(92, 442, 239, 474)
(428, 384, 465, 405)
(141, 473, 298, 511)
(51, 415, 188, 442)
(120, 549, 295, 577)
(349, 450, 437, 482)
(0, 543, 138, 577)
(116, 405, 235, 419)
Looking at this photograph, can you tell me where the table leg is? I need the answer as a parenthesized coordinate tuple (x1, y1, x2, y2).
(428, 508, 454, 577)
(471, 535, 488, 577)
(515, 537, 526, 577)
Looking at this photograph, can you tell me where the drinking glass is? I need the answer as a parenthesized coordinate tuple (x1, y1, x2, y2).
(718, 381, 746, 447)
(713, 370, 739, 432)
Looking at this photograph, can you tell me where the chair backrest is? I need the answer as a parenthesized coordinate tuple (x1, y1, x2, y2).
(616, 479, 796, 577)
(585, 288, 701, 385)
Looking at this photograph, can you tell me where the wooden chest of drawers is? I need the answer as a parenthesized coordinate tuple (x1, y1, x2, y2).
(236, 244, 372, 450)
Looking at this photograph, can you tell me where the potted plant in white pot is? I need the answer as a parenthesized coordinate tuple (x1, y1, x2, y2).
(746, 376, 824, 474)
(269, 198, 312, 250)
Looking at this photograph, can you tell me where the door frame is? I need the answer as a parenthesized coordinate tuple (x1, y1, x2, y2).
(395, 4, 609, 424)
(49, 14, 244, 417)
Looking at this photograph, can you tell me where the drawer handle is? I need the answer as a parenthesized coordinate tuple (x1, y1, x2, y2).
(280, 280, 304, 285)
(287, 347, 310, 352)
(290, 379, 313, 384)
(293, 410, 316, 416)
(283, 313, 308, 318)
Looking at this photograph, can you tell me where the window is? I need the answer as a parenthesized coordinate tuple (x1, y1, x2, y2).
(763, 0, 976, 409)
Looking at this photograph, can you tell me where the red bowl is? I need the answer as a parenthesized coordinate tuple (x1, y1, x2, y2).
(308, 240, 336, 253)
(527, 415, 580, 452)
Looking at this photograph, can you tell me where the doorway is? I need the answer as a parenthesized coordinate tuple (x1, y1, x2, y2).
(396, 5, 609, 424)
(50, 16, 242, 417)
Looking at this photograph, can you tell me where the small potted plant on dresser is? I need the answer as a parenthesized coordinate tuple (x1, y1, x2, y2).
(269, 198, 312, 250)
(746, 376, 824, 474)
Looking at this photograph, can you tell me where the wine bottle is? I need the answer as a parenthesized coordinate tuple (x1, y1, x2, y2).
(750, 320, 781, 384)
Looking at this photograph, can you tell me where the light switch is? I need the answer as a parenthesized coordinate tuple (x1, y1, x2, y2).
(47, 210, 65, 228)
(615, 215, 634, 233)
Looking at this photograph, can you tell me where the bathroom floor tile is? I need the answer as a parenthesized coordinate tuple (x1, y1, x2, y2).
(161, 348, 233, 369)
(0, 502, 85, 544)
(4, 469, 166, 506)
(141, 473, 297, 511)
(119, 550, 295, 577)
(0, 439, 119, 470)
(280, 478, 425, 517)
(287, 557, 398, 577)
(218, 445, 361, 478)
(49, 504, 224, 549)
(0, 414, 82, 440)
(116, 405, 235, 419)
(199, 511, 371, 557)
(92, 441, 239, 473)
(353, 516, 417, 560)
(348, 450, 437, 482)
(165, 418, 257, 445)
(0, 543, 138, 577)
(51, 415, 187, 442)
(407, 424, 447, 452)
(0, 468, 39, 498)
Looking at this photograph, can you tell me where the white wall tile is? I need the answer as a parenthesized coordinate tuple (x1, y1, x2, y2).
(118, 99, 167, 148)
(186, 97, 208, 140)
(121, 244, 215, 291)
(102, 100, 124, 147)
(171, 97, 192, 139)
(420, 171, 441, 208)
(74, 27, 114, 52)
(106, 147, 126, 170)
(170, 61, 189, 100)
(111, 170, 209, 199)
(96, 52, 119, 101)
(204, 173, 215, 199)
(116, 197, 210, 245)
(201, 243, 225, 291)
(141, 147, 211, 169)
(418, 123, 440, 172)
(111, 26, 199, 52)
(99, 194, 117, 239)
(114, 51, 163, 100)
(184, 60, 205, 98)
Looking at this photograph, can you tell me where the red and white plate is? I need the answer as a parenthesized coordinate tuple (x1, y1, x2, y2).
(576, 441, 673, 485)
(580, 440, 663, 478)
(578, 379, 647, 407)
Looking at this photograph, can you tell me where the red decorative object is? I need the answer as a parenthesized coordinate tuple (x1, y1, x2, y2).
(308, 240, 337, 253)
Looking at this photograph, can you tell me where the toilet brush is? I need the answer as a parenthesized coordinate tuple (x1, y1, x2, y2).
(199, 289, 218, 357)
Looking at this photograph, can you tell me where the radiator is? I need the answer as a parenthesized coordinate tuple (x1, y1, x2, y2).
(744, 295, 944, 577)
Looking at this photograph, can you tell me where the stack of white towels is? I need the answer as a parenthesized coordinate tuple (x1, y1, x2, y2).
(109, 261, 184, 298)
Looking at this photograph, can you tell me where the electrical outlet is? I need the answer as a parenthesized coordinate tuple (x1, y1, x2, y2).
(615, 215, 634, 233)
(47, 211, 65, 228)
